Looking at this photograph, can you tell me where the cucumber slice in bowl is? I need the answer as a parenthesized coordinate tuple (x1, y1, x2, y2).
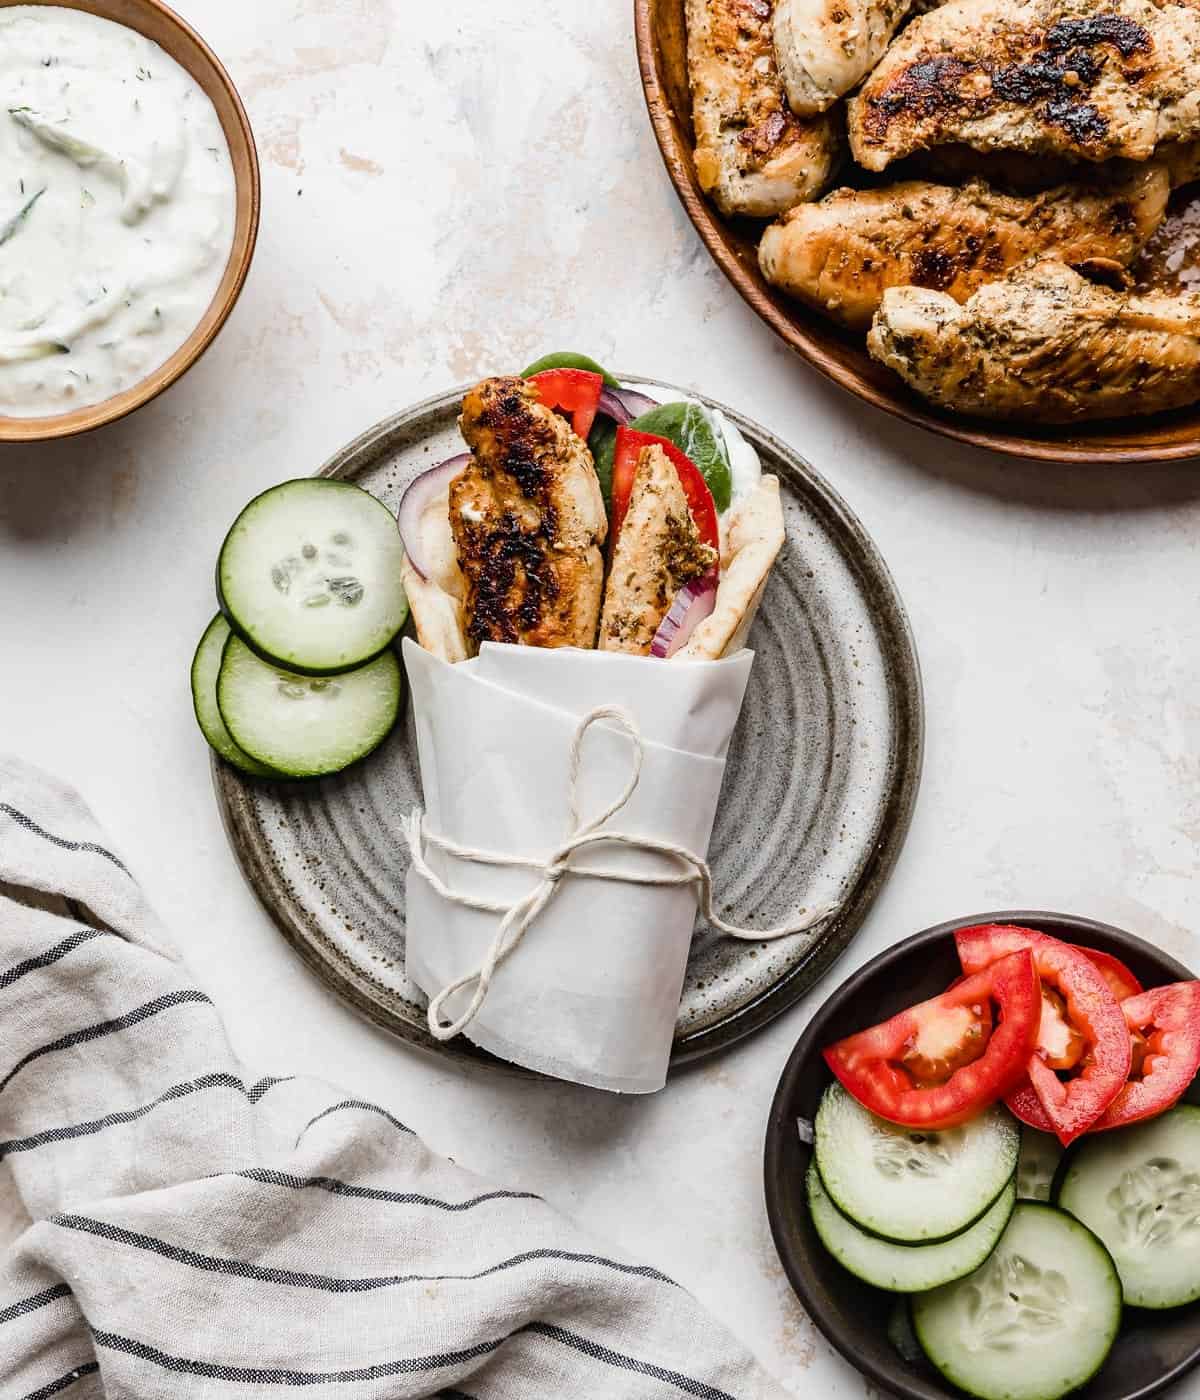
(912, 1203, 1122, 1400)
(217, 635, 402, 780)
(887, 1297, 924, 1365)
(1056, 1104, 1200, 1309)
(814, 1083, 1020, 1243)
(1017, 1130, 1063, 1203)
(218, 479, 409, 675)
(191, 616, 282, 779)
(808, 1166, 1016, 1292)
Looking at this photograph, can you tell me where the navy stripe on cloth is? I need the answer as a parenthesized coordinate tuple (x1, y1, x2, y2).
(90, 1326, 508, 1383)
(0, 1284, 74, 1326)
(525, 1323, 736, 1400)
(0, 803, 128, 874)
(0, 930, 112, 992)
(234, 1167, 541, 1212)
(21, 1362, 100, 1400)
(247, 1076, 293, 1103)
(51, 1216, 676, 1291)
(0, 1071, 245, 1161)
(297, 1099, 413, 1141)
(0, 990, 211, 1094)
(89, 1321, 731, 1395)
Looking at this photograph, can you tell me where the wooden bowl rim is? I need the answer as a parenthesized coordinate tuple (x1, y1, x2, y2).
(633, 0, 1200, 465)
(0, 0, 261, 444)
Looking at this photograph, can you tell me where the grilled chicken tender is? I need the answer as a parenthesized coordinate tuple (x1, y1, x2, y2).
(677, 476, 786, 661)
(848, 0, 1200, 172)
(868, 257, 1200, 421)
(759, 164, 1169, 330)
(687, 0, 840, 217)
(599, 444, 718, 656)
(452, 377, 607, 651)
(774, 0, 916, 116)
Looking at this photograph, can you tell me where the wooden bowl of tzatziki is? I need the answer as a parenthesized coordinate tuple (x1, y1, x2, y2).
(0, 0, 259, 441)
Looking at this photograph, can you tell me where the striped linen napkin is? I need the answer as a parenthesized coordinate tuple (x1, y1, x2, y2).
(0, 755, 788, 1400)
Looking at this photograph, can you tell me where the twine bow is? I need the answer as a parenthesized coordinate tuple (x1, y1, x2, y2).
(404, 704, 840, 1042)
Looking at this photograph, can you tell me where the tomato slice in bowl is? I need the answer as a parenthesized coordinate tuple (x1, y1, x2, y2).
(1006, 1076, 1055, 1132)
(957, 924, 1132, 1144)
(1082, 946, 1144, 1002)
(1091, 981, 1200, 1131)
(822, 948, 1040, 1130)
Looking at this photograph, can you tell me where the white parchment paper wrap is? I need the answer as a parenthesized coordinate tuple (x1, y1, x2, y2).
(403, 637, 755, 1093)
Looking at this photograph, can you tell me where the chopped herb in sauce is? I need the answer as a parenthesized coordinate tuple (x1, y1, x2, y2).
(0, 185, 45, 246)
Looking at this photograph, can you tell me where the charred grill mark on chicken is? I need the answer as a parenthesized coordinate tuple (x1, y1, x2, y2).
(452, 376, 606, 653)
(460, 511, 562, 647)
(862, 13, 1152, 150)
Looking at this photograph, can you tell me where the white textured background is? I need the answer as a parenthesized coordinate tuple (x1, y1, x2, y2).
(3, 1, 1200, 1393)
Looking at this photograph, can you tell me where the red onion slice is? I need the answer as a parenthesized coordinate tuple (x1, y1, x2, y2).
(595, 385, 659, 428)
(596, 388, 634, 426)
(610, 385, 659, 420)
(650, 569, 718, 658)
(397, 454, 469, 581)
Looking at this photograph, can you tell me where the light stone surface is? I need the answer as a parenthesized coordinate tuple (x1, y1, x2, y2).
(2, 1, 1200, 1394)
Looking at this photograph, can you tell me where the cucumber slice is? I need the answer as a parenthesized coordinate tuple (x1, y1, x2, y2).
(814, 1083, 1019, 1243)
(521, 351, 619, 387)
(1018, 1130, 1063, 1203)
(217, 634, 402, 779)
(629, 401, 733, 512)
(217, 479, 409, 675)
(808, 1166, 1015, 1292)
(191, 616, 282, 778)
(887, 1297, 924, 1366)
(913, 1203, 1122, 1400)
(1056, 1104, 1200, 1308)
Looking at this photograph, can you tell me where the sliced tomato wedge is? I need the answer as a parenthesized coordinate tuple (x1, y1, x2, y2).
(957, 924, 1132, 1144)
(610, 427, 720, 554)
(822, 948, 1041, 1129)
(1082, 947, 1144, 1002)
(1091, 982, 1200, 1131)
(527, 368, 604, 441)
(1005, 1076, 1055, 1132)
(1037, 984, 1086, 1071)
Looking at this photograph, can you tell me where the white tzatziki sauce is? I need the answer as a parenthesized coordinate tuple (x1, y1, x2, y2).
(0, 6, 236, 418)
(623, 381, 763, 511)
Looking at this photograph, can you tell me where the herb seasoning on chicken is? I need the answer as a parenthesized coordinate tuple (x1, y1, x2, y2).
(686, 0, 840, 217)
(849, 0, 1200, 171)
(759, 165, 1170, 330)
(451, 376, 607, 651)
(868, 257, 1200, 421)
(599, 444, 718, 655)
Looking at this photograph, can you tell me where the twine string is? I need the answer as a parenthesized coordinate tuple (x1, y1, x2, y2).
(404, 704, 840, 1042)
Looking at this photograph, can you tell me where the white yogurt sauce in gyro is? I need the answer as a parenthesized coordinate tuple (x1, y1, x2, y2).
(0, 5, 236, 418)
(624, 381, 763, 510)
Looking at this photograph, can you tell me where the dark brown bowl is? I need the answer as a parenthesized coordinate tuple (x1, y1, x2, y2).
(764, 911, 1200, 1400)
(0, 0, 260, 444)
(634, 0, 1200, 463)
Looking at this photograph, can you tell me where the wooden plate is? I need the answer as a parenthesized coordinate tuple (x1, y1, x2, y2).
(0, 0, 260, 444)
(635, 0, 1200, 463)
(213, 380, 924, 1077)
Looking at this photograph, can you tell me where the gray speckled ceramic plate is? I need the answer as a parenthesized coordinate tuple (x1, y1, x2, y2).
(213, 380, 923, 1074)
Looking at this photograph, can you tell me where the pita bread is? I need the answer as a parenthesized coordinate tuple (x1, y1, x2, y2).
(401, 476, 470, 664)
(674, 475, 785, 661)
